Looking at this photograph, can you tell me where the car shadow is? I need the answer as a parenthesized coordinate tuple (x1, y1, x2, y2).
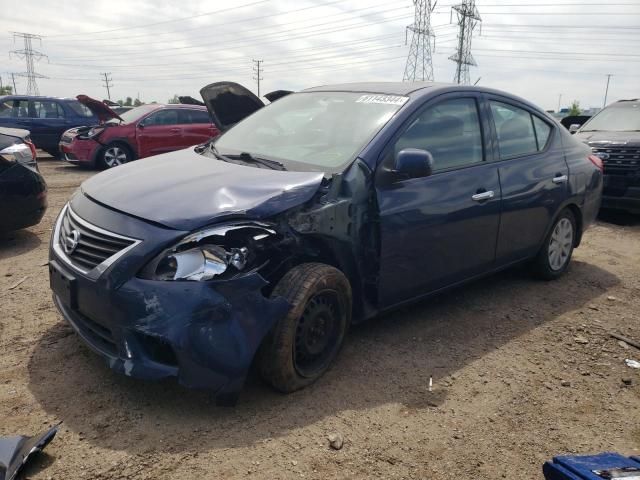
(598, 209, 640, 227)
(27, 260, 618, 454)
(0, 229, 42, 260)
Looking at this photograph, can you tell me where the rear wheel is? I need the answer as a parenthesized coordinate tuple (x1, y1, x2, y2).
(531, 208, 576, 280)
(257, 263, 352, 393)
(99, 143, 132, 169)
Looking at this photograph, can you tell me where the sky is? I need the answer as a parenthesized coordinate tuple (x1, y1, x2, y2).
(1, 0, 639, 111)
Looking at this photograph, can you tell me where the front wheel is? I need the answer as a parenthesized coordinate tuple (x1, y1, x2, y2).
(257, 263, 352, 393)
(99, 143, 132, 169)
(531, 208, 576, 280)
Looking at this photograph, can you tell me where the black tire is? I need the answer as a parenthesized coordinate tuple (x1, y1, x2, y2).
(531, 208, 577, 280)
(257, 263, 352, 393)
(98, 142, 132, 169)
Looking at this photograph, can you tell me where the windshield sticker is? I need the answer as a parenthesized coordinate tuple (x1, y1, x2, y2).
(356, 95, 409, 106)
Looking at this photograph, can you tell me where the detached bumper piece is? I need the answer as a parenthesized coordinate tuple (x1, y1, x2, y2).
(0, 426, 58, 480)
(543, 452, 640, 479)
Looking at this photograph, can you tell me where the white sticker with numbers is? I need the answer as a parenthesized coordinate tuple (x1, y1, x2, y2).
(355, 94, 409, 106)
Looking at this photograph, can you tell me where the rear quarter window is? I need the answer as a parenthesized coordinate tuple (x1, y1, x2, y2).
(532, 115, 552, 150)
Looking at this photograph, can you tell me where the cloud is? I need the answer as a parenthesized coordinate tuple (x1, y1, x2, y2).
(1, 0, 637, 109)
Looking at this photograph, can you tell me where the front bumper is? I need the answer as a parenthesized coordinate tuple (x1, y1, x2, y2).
(59, 137, 100, 166)
(49, 196, 290, 404)
(602, 175, 640, 214)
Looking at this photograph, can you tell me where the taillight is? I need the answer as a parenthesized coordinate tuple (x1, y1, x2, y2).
(588, 154, 604, 172)
(25, 138, 37, 161)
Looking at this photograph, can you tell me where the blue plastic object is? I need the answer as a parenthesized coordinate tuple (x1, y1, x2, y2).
(544, 453, 640, 479)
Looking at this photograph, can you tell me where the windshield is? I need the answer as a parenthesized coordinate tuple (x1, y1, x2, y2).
(211, 91, 407, 172)
(114, 104, 159, 124)
(580, 102, 640, 132)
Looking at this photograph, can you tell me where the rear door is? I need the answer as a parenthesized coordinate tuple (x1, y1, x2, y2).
(28, 99, 68, 150)
(178, 109, 219, 146)
(486, 96, 569, 265)
(375, 93, 502, 307)
(136, 108, 183, 158)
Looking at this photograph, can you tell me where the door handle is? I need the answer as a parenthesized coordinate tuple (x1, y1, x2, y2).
(552, 174, 568, 184)
(471, 190, 495, 202)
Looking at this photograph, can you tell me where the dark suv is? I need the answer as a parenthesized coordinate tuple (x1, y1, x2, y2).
(0, 96, 99, 157)
(575, 99, 640, 214)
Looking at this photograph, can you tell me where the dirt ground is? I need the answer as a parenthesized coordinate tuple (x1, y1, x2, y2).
(1, 155, 639, 480)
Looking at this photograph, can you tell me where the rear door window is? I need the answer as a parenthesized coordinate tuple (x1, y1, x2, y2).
(178, 109, 211, 124)
(32, 100, 65, 119)
(490, 101, 539, 159)
(393, 97, 484, 172)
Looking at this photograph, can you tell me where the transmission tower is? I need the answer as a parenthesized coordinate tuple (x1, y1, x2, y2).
(10, 32, 48, 95)
(101, 72, 113, 100)
(403, 1, 437, 82)
(252, 59, 263, 97)
(448, 0, 481, 85)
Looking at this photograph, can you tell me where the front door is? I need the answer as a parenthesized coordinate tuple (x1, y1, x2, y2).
(136, 109, 184, 158)
(376, 95, 501, 308)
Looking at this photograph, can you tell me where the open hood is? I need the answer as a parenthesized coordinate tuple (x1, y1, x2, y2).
(199, 81, 265, 132)
(80, 147, 325, 231)
(178, 95, 205, 106)
(264, 90, 293, 103)
(76, 95, 122, 123)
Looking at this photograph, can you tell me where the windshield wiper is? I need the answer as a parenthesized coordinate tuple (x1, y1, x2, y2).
(227, 152, 287, 171)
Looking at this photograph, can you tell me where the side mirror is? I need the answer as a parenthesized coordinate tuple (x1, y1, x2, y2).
(394, 148, 434, 180)
(569, 123, 581, 134)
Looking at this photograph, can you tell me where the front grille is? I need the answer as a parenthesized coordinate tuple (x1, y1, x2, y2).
(57, 206, 137, 273)
(591, 146, 640, 175)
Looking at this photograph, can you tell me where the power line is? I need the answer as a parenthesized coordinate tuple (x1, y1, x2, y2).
(101, 72, 113, 100)
(252, 59, 263, 97)
(403, 1, 436, 82)
(9, 32, 48, 95)
(449, 0, 481, 85)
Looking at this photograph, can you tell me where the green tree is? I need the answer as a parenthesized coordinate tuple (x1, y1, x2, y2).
(133, 98, 143, 107)
(568, 100, 581, 116)
(0, 85, 12, 95)
(116, 99, 124, 106)
(168, 94, 180, 104)
(124, 97, 133, 106)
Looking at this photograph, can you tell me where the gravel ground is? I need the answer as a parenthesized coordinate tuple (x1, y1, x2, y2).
(1, 156, 639, 479)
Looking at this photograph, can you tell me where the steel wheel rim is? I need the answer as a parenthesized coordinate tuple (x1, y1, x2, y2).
(104, 146, 127, 167)
(293, 290, 342, 379)
(548, 217, 573, 271)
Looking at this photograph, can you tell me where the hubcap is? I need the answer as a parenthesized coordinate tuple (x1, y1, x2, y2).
(103, 146, 127, 168)
(294, 291, 341, 378)
(548, 217, 573, 271)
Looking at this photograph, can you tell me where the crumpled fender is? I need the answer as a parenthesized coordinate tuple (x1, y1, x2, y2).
(112, 273, 291, 403)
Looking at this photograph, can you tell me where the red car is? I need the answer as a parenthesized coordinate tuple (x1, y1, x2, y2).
(59, 101, 218, 168)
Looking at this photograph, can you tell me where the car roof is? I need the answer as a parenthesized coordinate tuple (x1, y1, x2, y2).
(0, 95, 78, 101)
(303, 82, 451, 96)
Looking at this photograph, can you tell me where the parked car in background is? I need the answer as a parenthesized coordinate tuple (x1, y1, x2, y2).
(575, 99, 640, 214)
(0, 127, 47, 232)
(0, 95, 99, 158)
(59, 104, 217, 168)
(561, 115, 591, 133)
(49, 81, 602, 404)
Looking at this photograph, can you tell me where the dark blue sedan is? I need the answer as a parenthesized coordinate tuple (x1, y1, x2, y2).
(0, 95, 99, 157)
(48, 82, 603, 404)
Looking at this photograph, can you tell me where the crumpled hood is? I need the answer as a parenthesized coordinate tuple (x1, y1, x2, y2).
(81, 148, 325, 231)
(574, 130, 640, 147)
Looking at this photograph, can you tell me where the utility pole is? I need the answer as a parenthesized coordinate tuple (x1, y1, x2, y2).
(252, 59, 263, 97)
(11, 73, 17, 94)
(402, 0, 437, 82)
(10, 32, 48, 95)
(449, 0, 481, 85)
(603, 74, 613, 108)
(558, 94, 562, 112)
(101, 72, 113, 100)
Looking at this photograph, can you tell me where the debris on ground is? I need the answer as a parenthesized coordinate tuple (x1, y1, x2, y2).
(625, 359, 640, 369)
(328, 432, 344, 450)
(0, 425, 58, 480)
(611, 332, 640, 351)
(6, 276, 28, 291)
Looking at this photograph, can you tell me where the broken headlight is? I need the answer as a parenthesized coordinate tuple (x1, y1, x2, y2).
(140, 223, 277, 281)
